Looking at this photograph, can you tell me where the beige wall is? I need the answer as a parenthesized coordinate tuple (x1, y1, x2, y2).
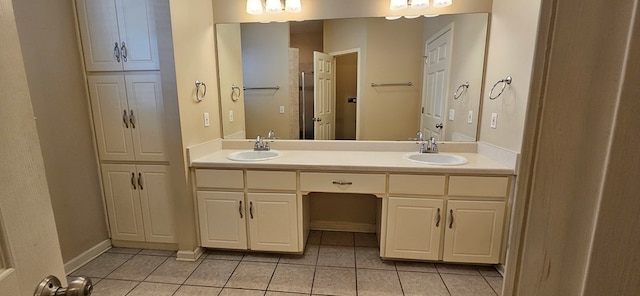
(241, 23, 291, 139)
(423, 13, 488, 141)
(479, 0, 541, 152)
(217, 24, 246, 138)
(12, 0, 109, 265)
(213, 0, 493, 23)
(0, 0, 66, 291)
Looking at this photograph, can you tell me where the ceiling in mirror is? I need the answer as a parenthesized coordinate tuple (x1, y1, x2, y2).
(216, 13, 488, 142)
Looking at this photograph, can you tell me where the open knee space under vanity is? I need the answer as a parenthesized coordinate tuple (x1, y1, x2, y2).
(193, 165, 512, 265)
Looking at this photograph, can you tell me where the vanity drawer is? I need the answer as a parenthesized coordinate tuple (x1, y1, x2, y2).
(246, 170, 296, 191)
(448, 176, 509, 198)
(389, 174, 445, 196)
(300, 172, 386, 194)
(196, 169, 244, 189)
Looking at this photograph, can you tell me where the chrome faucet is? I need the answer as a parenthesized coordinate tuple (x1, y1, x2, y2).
(416, 131, 438, 153)
(254, 135, 270, 151)
(266, 130, 276, 140)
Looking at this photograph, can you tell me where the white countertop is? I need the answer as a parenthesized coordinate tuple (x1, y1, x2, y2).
(191, 149, 515, 175)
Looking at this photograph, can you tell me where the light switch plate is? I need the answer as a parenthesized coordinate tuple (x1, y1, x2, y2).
(490, 113, 498, 129)
(449, 109, 455, 121)
(229, 110, 234, 122)
(279, 106, 285, 114)
(203, 112, 210, 127)
(468, 111, 473, 124)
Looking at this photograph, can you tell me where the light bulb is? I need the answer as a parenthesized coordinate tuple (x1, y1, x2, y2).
(385, 16, 402, 20)
(389, 0, 408, 10)
(246, 0, 263, 15)
(265, 0, 283, 14)
(411, 0, 429, 9)
(404, 15, 421, 19)
(285, 0, 302, 13)
(433, 0, 452, 8)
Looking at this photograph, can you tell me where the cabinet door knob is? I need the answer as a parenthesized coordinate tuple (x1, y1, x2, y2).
(436, 208, 441, 227)
(114, 42, 120, 62)
(123, 110, 129, 128)
(449, 209, 454, 229)
(130, 173, 137, 190)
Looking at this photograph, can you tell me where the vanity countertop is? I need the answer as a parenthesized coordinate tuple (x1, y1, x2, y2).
(191, 149, 514, 175)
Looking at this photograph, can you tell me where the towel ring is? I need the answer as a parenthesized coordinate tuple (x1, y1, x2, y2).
(453, 82, 470, 100)
(195, 80, 206, 102)
(489, 76, 512, 100)
(231, 85, 241, 102)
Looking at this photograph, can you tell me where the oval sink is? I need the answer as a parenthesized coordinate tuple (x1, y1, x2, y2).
(403, 153, 468, 166)
(227, 150, 283, 161)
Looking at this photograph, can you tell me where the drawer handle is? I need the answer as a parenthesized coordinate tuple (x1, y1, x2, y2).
(436, 208, 441, 227)
(332, 181, 353, 186)
(249, 201, 254, 219)
(449, 209, 454, 229)
(239, 200, 243, 219)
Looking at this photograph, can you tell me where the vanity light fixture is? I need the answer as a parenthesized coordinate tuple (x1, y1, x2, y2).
(246, 0, 302, 15)
(386, 0, 450, 20)
(433, 0, 453, 8)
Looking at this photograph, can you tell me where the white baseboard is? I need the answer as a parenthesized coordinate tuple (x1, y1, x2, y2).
(176, 247, 205, 262)
(64, 239, 111, 275)
(310, 221, 376, 233)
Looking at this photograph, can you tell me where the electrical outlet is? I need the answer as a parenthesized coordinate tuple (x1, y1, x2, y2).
(279, 106, 285, 114)
(229, 110, 234, 122)
(467, 110, 473, 124)
(490, 113, 498, 129)
(448, 109, 455, 121)
(203, 112, 210, 127)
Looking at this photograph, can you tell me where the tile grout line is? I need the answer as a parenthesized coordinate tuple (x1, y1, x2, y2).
(263, 254, 281, 294)
(218, 252, 245, 295)
(352, 232, 359, 296)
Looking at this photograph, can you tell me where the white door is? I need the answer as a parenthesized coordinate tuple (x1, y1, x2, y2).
(88, 74, 135, 161)
(125, 74, 167, 162)
(421, 25, 453, 140)
(385, 197, 444, 260)
(313, 51, 335, 140)
(137, 165, 176, 244)
(247, 193, 299, 252)
(76, 0, 123, 71)
(115, 0, 159, 70)
(197, 191, 248, 250)
(443, 200, 506, 264)
(101, 164, 146, 242)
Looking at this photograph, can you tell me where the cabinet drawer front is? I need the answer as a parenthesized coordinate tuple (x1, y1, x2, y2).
(246, 171, 296, 191)
(196, 169, 244, 189)
(389, 174, 445, 195)
(300, 172, 385, 194)
(448, 176, 509, 198)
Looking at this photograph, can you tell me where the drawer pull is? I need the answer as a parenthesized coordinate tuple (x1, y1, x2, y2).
(239, 200, 243, 219)
(436, 208, 441, 227)
(449, 209, 454, 229)
(332, 181, 353, 186)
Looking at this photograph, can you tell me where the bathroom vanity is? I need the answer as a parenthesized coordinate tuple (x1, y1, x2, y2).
(190, 140, 515, 265)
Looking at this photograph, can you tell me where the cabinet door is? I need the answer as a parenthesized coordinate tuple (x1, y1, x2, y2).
(115, 0, 159, 70)
(247, 193, 299, 252)
(76, 0, 123, 71)
(125, 74, 167, 161)
(137, 165, 176, 244)
(443, 200, 506, 264)
(101, 164, 145, 242)
(385, 197, 443, 260)
(89, 74, 135, 161)
(197, 191, 247, 250)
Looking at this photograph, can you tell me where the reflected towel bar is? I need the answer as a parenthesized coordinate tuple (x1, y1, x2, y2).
(371, 82, 413, 87)
(244, 86, 280, 91)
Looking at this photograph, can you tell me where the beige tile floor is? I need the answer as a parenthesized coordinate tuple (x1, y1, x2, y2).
(71, 231, 503, 296)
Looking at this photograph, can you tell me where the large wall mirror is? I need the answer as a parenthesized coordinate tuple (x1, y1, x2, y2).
(216, 13, 488, 142)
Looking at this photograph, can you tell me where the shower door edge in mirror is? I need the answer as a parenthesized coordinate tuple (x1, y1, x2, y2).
(216, 13, 489, 142)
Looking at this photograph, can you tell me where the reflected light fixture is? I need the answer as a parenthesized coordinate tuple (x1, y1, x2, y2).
(247, 0, 302, 15)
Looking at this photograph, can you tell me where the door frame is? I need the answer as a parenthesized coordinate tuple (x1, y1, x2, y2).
(329, 48, 361, 140)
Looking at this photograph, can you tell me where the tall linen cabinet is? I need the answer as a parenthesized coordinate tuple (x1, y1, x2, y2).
(76, 0, 176, 245)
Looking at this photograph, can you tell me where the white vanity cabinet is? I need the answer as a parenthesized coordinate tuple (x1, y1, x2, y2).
(76, 0, 159, 71)
(196, 169, 301, 252)
(101, 164, 176, 243)
(88, 73, 167, 162)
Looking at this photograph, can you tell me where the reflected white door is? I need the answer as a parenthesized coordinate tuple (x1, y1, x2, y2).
(421, 25, 453, 140)
(313, 51, 335, 140)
